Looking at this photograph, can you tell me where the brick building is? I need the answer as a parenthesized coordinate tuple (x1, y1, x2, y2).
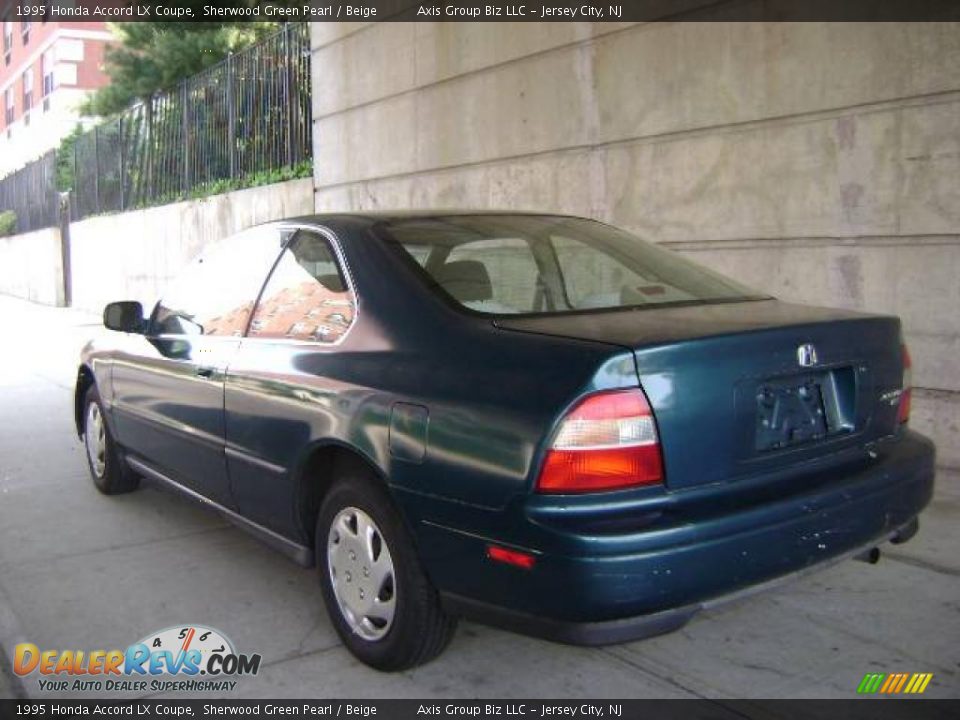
(0, 15, 114, 174)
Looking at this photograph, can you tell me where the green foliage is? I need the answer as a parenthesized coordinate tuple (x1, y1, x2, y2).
(84, 17, 281, 117)
(55, 124, 86, 192)
(56, 15, 311, 220)
(186, 161, 313, 200)
(124, 160, 313, 211)
(0, 210, 17, 237)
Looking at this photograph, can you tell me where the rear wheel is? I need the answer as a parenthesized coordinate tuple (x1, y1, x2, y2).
(83, 386, 139, 495)
(316, 472, 456, 670)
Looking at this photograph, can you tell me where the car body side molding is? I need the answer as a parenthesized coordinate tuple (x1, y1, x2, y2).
(224, 444, 287, 476)
(125, 454, 313, 566)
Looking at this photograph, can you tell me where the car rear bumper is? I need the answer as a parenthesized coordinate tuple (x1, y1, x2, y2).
(419, 430, 935, 644)
(439, 517, 919, 645)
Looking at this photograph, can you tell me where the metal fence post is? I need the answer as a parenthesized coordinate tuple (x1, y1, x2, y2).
(118, 115, 125, 211)
(92, 126, 101, 214)
(282, 23, 293, 168)
(46, 152, 56, 229)
(72, 141, 79, 219)
(227, 52, 236, 180)
(182, 82, 190, 194)
(146, 97, 154, 202)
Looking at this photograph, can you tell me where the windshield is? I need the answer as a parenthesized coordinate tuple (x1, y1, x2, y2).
(379, 214, 766, 315)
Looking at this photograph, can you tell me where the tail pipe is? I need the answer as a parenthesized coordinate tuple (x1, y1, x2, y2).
(891, 517, 919, 545)
(854, 518, 919, 564)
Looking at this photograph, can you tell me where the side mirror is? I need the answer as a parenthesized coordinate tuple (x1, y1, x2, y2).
(103, 301, 145, 333)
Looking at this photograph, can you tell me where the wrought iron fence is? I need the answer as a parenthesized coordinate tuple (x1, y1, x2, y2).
(0, 23, 311, 232)
(0, 150, 59, 234)
(71, 22, 312, 219)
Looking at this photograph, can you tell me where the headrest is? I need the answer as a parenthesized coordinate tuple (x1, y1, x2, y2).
(434, 260, 492, 302)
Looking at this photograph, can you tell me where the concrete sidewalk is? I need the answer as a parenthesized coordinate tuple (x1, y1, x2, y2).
(0, 295, 957, 700)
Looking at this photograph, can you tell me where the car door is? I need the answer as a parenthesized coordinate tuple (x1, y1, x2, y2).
(111, 224, 289, 506)
(224, 227, 358, 535)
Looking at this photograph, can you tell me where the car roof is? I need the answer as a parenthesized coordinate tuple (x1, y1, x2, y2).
(270, 209, 586, 226)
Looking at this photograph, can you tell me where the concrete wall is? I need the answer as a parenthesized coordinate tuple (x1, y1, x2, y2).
(0, 227, 64, 307)
(310, 20, 960, 467)
(68, 178, 314, 314)
(1, 179, 314, 314)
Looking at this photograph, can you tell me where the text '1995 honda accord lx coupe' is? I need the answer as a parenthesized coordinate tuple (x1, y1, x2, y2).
(76, 212, 935, 670)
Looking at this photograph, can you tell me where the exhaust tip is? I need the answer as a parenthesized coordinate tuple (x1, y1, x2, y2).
(891, 518, 919, 545)
(855, 547, 881, 564)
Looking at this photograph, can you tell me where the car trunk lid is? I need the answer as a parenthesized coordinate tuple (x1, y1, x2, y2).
(495, 299, 905, 490)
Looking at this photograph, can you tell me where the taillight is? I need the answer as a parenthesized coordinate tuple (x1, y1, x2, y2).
(898, 344, 912, 424)
(536, 388, 664, 493)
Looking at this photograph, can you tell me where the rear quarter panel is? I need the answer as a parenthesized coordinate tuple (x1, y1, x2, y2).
(223, 316, 636, 540)
(222, 219, 638, 540)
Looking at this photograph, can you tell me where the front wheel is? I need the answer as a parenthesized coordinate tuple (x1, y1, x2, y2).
(316, 473, 456, 671)
(83, 386, 139, 495)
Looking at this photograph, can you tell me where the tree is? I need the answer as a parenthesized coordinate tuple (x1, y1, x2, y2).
(83, 20, 279, 116)
(55, 124, 85, 192)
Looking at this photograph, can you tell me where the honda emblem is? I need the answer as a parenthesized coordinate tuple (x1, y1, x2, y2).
(797, 343, 818, 367)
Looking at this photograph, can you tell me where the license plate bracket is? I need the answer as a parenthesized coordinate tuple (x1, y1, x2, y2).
(755, 376, 829, 451)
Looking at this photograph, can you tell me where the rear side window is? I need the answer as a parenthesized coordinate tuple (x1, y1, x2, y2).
(248, 229, 355, 343)
(380, 215, 763, 315)
(152, 226, 285, 337)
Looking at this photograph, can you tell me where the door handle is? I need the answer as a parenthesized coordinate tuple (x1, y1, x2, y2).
(196, 366, 217, 379)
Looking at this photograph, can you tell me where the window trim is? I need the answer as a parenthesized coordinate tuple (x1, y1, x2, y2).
(41, 49, 54, 96)
(21, 68, 33, 111)
(242, 223, 359, 348)
(3, 86, 13, 126)
(3, 21, 13, 54)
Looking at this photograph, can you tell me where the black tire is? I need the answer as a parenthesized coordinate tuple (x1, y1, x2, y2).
(82, 385, 140, 495)
(316, 472, 457, 671)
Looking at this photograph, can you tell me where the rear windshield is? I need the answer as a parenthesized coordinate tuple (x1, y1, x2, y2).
(379, 215, 765, 315)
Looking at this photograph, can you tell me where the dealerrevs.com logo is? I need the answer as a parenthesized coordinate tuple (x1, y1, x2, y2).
(14, 625, 261, 693)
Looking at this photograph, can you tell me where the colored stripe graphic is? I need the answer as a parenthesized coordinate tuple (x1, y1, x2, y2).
(857, 673, 885, 693)
(857, 672, 932, 694)
(880, 674, 898, 693)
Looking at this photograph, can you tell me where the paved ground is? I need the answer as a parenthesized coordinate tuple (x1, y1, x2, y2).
(0, 294, 957, 700)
